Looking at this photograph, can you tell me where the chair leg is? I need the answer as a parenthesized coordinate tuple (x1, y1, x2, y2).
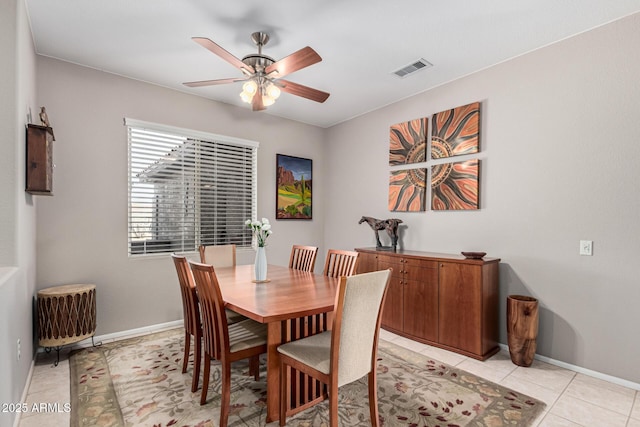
(249, 355, 260, 381)
(220, 362, 232, 427)
(329, 381, 338, 427)
(182, 330, 190, 374)
(368, 371, 379, 427)
(191, 334, 202, 393)
(279, 361, 288, 427)
(200, 353, 211, 405)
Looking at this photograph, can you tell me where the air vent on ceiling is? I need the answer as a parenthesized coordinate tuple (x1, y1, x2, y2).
(392, 58, 433, 78)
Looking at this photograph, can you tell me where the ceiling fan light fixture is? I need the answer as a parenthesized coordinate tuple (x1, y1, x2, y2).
(262, 95, 276, 107)
(266, 83, 281, 100)
(243, 80, 258, 95)
(240, 80, 259, 103)
(240, 91, 253, 103)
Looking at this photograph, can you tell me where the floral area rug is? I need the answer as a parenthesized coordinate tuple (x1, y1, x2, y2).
(69, 328, 545, 426)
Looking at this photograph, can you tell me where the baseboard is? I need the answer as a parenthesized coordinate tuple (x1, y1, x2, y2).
(497, 343, 640, 391)
(72, 320, 184, 349)
(35, 319, 184, 353)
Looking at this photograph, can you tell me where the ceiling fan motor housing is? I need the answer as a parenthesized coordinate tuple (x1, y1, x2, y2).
(244, 32, 274, 73)
(242, 54, 275, 72)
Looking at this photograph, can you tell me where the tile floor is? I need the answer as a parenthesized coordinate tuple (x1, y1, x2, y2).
(17, 329, 640, 427)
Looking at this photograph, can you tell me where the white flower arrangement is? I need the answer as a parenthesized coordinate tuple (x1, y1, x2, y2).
(245, 218, 273, 247)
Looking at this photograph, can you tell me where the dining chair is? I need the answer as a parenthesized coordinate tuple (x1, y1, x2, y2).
(199, 243, 236, 267)
(289, 245, 318, 272)
(171, 254, 203, 393)
(322, 249, 360, 278)
(188, 260, 268, 426)
(198, 244, 246, 324)
(277, 269, 392, 427)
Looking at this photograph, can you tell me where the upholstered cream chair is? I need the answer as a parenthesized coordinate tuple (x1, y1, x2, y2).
(189, 260, 267, 426)
(199, 243, 236, 267)
(289, 245, 318, 272)
(277, 269, 392, 427)
(198, 244, 246, 324)
(171, 254, 203, 393)
(322, 249, 360, 278)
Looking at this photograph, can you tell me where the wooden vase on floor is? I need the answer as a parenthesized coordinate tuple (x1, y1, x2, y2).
(507, 295, 538, 367)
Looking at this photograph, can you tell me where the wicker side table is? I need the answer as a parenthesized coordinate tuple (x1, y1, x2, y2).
(37, 284, 98, 365)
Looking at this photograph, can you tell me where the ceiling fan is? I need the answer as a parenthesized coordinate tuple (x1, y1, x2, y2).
(183, 32, 330, 111)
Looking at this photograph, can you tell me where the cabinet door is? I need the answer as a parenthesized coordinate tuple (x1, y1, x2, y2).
(438, 262, 482, 355)
(377, 255, 403, 332)
(403, 260, 438, 341)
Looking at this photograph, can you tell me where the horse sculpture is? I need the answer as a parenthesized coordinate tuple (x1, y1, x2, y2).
(358, 216, 403, 249)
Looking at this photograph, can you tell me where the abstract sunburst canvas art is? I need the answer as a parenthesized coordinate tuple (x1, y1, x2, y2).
(389, 168, 426, 211)
(389, 118, 427, 165)
(431, 102, 480, 159)
(431, 159, 479, 210)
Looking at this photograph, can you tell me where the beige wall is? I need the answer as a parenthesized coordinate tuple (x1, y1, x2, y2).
(0, 0, 38, 426)
(325, 13, 640, 383)
(35, 57, 326, 335)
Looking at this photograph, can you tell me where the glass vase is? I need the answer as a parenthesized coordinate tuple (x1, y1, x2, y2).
(254, 246, 267, 282)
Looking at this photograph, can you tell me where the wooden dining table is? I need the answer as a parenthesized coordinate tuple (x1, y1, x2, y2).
(213, 263, 340, 422)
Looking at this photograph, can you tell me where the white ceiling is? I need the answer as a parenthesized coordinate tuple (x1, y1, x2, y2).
(25, 0, 640, 128)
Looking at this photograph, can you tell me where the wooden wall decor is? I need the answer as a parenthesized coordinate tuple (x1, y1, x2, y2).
(431, 159, 479, 210)
(26, 124, 54, 195)
(389, 118, 427, 165)
(431, 102, 480, 159)
(389, 168, 426, 212)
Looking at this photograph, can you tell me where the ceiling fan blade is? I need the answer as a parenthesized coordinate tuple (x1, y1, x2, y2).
(252, 89, 265, 111)
(265, 46, 321, 78)
(278, 79, 330, 103)
(192, 37, 255, 74)
(183, 77, 247, 87)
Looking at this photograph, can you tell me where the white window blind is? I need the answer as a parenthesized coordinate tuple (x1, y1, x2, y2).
(126, 119, 258, 256)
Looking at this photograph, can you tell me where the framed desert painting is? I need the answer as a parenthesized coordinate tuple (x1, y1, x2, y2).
(276, 154, 312, 220)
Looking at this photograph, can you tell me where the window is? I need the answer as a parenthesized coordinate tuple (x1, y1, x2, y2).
(126, 119, 258, 255)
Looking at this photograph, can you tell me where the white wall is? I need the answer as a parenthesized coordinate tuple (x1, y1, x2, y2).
(35, 57, 326, 335)
(0, 0, 38, 426)
(324, 13, 640, 383)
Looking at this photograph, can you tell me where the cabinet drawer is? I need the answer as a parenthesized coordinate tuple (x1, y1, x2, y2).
(404, 258, 438, 270)
(377, 254, 403, 266)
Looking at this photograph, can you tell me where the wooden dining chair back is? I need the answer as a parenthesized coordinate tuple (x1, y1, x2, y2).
(198, 244, 247, 324)
(188, 260, 268, 426)
(171, 254, 203, 393)
(322, 249, 360, 278)
(289, 245, 318, 272)
(278, 269, 392, 427)
(199, 244, 236, 267)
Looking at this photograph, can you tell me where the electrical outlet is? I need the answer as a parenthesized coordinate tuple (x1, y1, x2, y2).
(580, 240, 593, 256)
(17, 339, 21, 361)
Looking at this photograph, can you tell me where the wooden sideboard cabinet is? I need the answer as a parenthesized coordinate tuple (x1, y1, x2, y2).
(26, 124, 54, 195)
(355, 247, 500, 360)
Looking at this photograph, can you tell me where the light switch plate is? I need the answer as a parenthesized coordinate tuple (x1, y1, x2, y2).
(580, 240, 593, 256)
